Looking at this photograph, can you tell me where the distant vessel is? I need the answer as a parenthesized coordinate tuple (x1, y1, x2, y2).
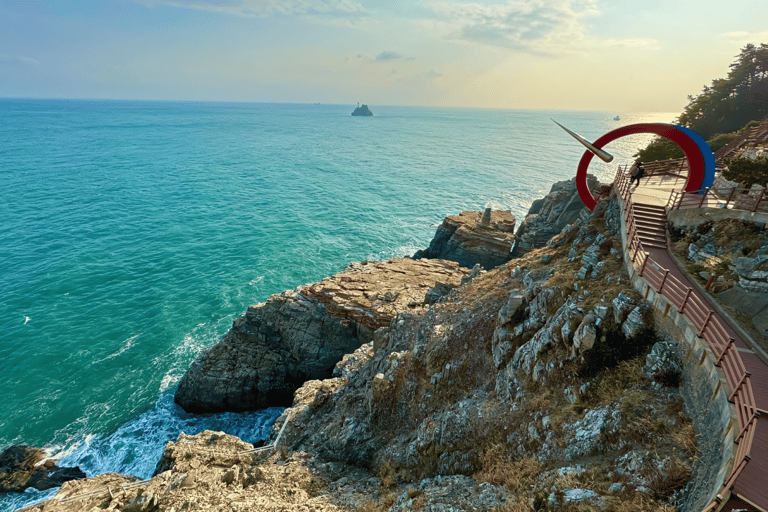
(352, 103, 373, 116)
(613, 115, 621, 121)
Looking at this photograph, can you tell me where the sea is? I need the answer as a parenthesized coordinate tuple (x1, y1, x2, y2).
(0, 99, 674, 510)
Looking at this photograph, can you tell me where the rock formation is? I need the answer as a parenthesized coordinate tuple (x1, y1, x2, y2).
(512, 174, 600, 256)
(0, 445, 85, 493)
(414, 208, 516, 269)
(174, 258, 469, 413)
(27, 189, 715, 512)
(351, 104, 373, 116)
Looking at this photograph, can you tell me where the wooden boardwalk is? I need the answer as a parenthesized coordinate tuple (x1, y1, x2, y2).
(616, 167, 768, 512)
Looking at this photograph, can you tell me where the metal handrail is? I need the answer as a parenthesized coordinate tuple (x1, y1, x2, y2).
(615, 165, 759, 509)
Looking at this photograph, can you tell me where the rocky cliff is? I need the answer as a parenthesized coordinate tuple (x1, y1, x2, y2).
(0, 446, 85, 493)
(413, 208, 516, 269)
(27, 188, 718, 512)
(174, 258, 470, 413)
(262, 197, 706, 510)
(511, 174, 602, 256)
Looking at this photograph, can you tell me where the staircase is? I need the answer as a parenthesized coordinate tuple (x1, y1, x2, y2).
(630, 203, 667, 249)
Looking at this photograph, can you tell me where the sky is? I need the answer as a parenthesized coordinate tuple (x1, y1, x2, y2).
(1, 0, 767, 112)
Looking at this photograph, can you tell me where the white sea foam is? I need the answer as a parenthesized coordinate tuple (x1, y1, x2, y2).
(95, 333, 141, 363)
(56, 394, 283, 480)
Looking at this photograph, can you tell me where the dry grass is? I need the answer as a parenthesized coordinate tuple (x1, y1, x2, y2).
(646, 457, 692, 501)
(493, 497, 532, 512)
(526, 390, 552, 414)
(605, 494, 675, 512)
(474, 447, 541, 493)
(672, 421, 698, 454)
(586, 358, 646, 406)
(358, 493, 397, 512)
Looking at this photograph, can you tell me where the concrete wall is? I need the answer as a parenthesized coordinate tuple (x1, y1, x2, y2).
(614, 192, 736, 511)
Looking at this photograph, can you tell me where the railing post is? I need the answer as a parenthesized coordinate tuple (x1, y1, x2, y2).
(639, 255, 648, 276)
(657, 269, 669, 292)
(699, 310, 714, 337)
(752, 189, 765, 212)
(735, 411, 758, 445)
(729, 372, 751, 402)
(716, 337, 735, 366)
(699, 189, 707, 207)
(726, 187, 736, 208)
(679, 288, 692, 313)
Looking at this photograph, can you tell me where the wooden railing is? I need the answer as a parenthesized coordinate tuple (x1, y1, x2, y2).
(613, 165, 760, 509)
(667, 185, 768, 213)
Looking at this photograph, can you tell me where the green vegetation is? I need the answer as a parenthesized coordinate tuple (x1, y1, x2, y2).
(636, 43, 768, 162)
(723, 155, 768, 188)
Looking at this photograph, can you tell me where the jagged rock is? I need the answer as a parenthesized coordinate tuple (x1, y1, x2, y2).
(612, 293, 636, 324)
(334, 342, 375, 379)
(389, 476, 509, 512)
(425, 282, 454, 304)
(414, 210, 516, 269)
(573, 316, 597, 357)
(622, 305, 651, 338)
(562, 489, 605, 508)
(564, 406, 621, 460)
(575, 266, 590, 280)
(461, 263, 483, 285)
(644, 340, 682, 387)
(615, 450, 653, 488)
(27, 432, 351, 512)
(0, 445, 86, 493)
(512, 175, 599, 257)
(175, 258, 468, 413)
(688, 243, 717, 262)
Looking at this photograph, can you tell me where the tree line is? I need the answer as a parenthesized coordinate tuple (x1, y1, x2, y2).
(636, 43, 768, 164)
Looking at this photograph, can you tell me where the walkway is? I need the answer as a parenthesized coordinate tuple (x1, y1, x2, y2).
(615, 167, 768, 512)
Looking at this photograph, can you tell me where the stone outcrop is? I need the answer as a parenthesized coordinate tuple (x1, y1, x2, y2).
(174, 257, 469, 413)
(20, 431, 356, 512)
(512, 174, 599, 256)
(29, 191, 712, 512)
(0, 445, 85, 493)
(414, 208, 516, 269)
(351, 104, 373, 116)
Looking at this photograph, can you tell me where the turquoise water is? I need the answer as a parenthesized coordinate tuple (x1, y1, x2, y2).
(0, 99, 671, 509)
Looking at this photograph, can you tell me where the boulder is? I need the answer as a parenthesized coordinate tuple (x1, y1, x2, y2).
(0, 445, 86, 493)
(414, 210, 516, 269)
(512, 175, 599, 257)
(174, 258, 468, 413)
(643, 340, 681, 387)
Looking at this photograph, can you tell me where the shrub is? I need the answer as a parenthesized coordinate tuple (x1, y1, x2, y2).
(646, 458, 692, 501)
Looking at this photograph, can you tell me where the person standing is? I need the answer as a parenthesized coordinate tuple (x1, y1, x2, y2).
(630, 161, 645, 188)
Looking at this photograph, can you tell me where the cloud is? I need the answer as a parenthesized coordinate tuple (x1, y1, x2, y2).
(718, 31, 768, 47)
(131, 0, 366, 17)
(0, 55, 40, 66)
(376, 51, 414, 62)
(424, 0, 651, 56)
(424, 69, 442, 78)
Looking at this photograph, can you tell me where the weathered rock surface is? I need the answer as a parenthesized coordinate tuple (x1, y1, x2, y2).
(21, 431, 355, 512)
(0, 445, 86, 493)
(512, 174, 599, 257)
(29, 192, 708, 512)
(174, 257, 469, 413)
(414, 209, 516, 269)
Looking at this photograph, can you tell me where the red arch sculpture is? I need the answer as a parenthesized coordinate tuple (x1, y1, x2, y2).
(576, 123, 713, 211)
